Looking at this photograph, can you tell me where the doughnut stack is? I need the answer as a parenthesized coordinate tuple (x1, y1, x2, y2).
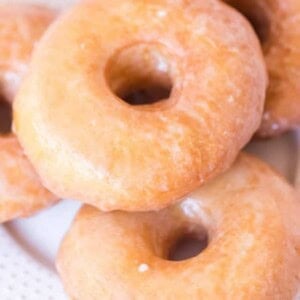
(0, 0, 299, 298)
(0, 4, 58, 223)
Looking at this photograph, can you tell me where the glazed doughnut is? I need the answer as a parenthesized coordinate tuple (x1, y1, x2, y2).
(0, 137, 57, 223)
(57, 154, 300, 299)
(0, 4, 56, 102)
(224, 0, 300, 136)
(14, 0, 267, 211)
(0, 5, 57, 223)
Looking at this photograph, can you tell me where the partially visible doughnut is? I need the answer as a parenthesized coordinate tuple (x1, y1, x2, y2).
(224, 0, 300, 136)
(0, 4, 57, 223)
(0, 136, 57, 223)
(14, 0, 267, 211)
(0, 4, 56, 102)
(57, 154, 300, 299)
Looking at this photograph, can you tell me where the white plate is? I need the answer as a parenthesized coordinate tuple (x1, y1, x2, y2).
(1, 1, 300, 299)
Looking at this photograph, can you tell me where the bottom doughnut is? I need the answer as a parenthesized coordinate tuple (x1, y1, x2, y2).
(57, 154, 300, 299)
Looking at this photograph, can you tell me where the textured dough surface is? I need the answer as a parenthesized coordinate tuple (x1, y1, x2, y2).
(0, 3, 56, 101)
(57, 153, 300, 299)
(0, 136, 57, 222)
(14, 0, 267, 211)
(224, 0, 300, 136)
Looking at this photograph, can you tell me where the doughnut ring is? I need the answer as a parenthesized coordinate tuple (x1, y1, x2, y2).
(0, 4, 56, 102)
(14, 0, 267, 211)
(57, 154, 300, 299)
(224, 0, 300, 136)
(0, 5, 57, 223)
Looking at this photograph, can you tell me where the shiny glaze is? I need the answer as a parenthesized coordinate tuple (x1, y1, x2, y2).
(14, 0, 267, 211)
(57, 154, 300, 299)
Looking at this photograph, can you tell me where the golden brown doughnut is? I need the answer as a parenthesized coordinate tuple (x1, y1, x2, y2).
(14, 0, 267, 211)
(0, 5, 57, 223)
(0, 136, 57, 223)
(57, 154, 300, 299)
(0, 4, 56, 102)
(224, 0, 300, 136)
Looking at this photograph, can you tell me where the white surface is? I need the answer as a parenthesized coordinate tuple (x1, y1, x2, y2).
(6, 200, 81, 269)
(0, 225, 66, 300)
(0, 0, 299, 299)
(246, 131, 299, 185)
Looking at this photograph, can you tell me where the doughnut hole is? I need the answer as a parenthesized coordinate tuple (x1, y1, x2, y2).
(167, 226, 209, 261)
(105, 43, 173, 107)
(0, 97, 12, 135)
(226, 1, 271, 44)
